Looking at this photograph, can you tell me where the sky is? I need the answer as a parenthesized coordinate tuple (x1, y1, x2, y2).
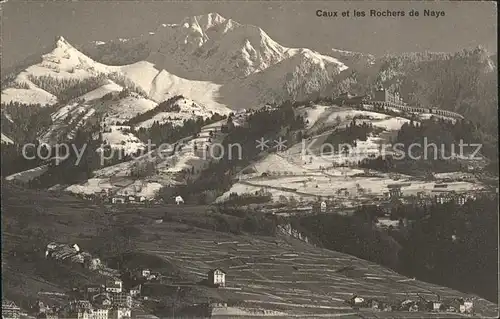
(1, 0, 497, 70)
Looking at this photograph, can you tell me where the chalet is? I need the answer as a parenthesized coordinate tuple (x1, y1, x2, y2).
(136, 268, 151, 279)
(175, 195, 184, 205)
(106, 279, 123, 293)
(207, 268, 226, 287)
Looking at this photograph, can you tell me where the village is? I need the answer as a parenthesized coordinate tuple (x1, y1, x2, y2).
(2, 228, 479, 319)
(1, 240, 230, 319)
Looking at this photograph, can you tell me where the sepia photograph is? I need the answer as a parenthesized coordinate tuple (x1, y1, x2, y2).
(1, 0, 498, 318)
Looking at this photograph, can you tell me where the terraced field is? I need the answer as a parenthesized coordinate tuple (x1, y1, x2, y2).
(2, 186, 497, 317)
(136, 218, 498, 317)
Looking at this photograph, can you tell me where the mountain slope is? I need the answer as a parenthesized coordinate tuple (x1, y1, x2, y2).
(2, 184, 498, 317)
(83, 13, 348, 85)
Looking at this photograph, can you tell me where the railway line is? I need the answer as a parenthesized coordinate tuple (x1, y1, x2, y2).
(366, 101, 465, 120)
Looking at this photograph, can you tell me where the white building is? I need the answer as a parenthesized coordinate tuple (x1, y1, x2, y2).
(459, 299, 474, 314)
(175, 195, 184, 205)
(111, 197, 125, 204)
(110, 307, 131, 319)
(90, 308, 109, 319)
(320, 201, 327, 213)
(105, 280, 123, 293)
(207, 268, 226, 287)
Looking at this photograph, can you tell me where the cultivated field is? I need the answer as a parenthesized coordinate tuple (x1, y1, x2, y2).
(135, 213, 498, 317)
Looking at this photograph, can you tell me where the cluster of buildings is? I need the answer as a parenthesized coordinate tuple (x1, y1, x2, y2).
(109, 195, 184, 205)
(373, 87, 405, 105)
(2, 300, 23, 319)
(384, 182, 479, 206)
(347, 294, 474, 314)
(335, 86, 464, 120)
(62, 280, 133, 319)
(45, 243, 102, 270)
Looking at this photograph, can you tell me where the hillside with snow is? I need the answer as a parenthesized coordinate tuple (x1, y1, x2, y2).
(2, 36, 233, 150)
(81, 12, 349, 109)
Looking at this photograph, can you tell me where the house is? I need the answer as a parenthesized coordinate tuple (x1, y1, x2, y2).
(92, 293, 112, 307)
(67, 300, 94, 318)
(110, 307, 131, 319)
(367, 299, 380, 310)
(432, 300, 442, 312)
(409, 304, 419, 312)
(136, 269, 151, 279)
(2, 300, 21, 319)
(46, 242, 58, 251)
(433, 190, 454, 204)
(127, 196, 136, 203)
(85, 257, 102, 270)
(83, 284, 104, 298)
(71, 244, 80, 252)
(89, 307, 109, 319)
(373, 87, 403, 104)
(456, 194, 468, 206)
(207, 268, 226, 287)
(320, 201, 327, 213)
(348, 295, 365, 307)
(106, 280, 123, 293)
(129, 284, 142, 297)
(399, 299, 415, 311)
(38, 311, 58, 319)
(33, 300, 51, 314)
(71, 253, 85, 264)
(175, 195, 184, 205)
(388, 185, 402, 199)
(457, 298, 474, 314)
(111, 197, 125, 204)
(111, 292, 132, 308)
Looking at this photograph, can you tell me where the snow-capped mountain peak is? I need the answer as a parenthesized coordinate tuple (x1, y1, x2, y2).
(181, 12, 227, 32)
